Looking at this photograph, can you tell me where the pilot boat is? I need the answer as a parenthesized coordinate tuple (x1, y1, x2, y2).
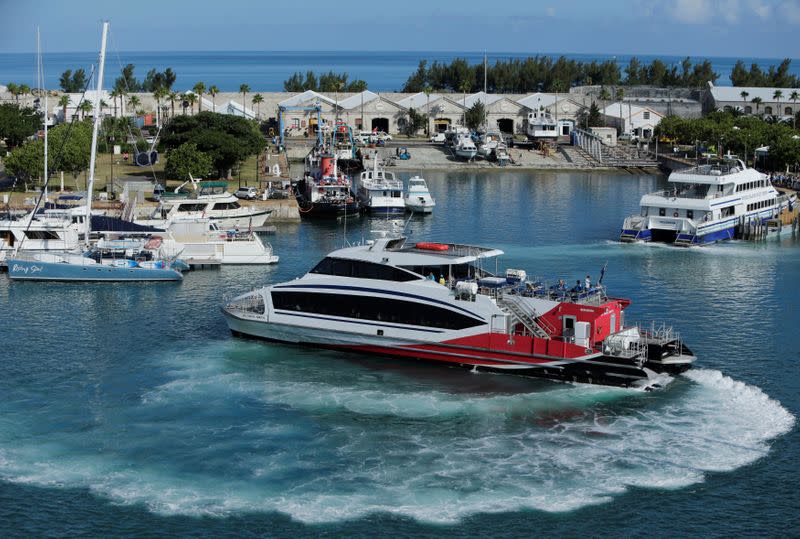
(223, 236, 694, 387)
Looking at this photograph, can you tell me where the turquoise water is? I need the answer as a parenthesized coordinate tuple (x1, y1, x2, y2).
(0, 170, 798, 537)
(1, 50, 798, 91)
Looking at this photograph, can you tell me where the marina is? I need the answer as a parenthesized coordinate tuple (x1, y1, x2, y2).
(1, 9, 799, 537)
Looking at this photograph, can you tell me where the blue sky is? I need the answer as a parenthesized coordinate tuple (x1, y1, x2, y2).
(0, 0, 798, 57)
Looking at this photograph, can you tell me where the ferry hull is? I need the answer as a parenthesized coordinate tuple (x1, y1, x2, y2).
(224, 313, 657, 388)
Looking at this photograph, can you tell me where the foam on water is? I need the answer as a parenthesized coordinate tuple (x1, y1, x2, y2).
(0, 337, 793, 525)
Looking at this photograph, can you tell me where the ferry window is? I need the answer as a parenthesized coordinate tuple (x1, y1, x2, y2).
(178, 203, 207, 212)
(310, 257, 419, 282)
(658, 208, 666, 216)
(271, 291, 484, 330)
(686, 210, 694, 219)
(24, 230, 59, 240)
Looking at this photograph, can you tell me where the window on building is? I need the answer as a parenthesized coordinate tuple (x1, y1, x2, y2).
(271, 291, 484, 330)
(786, 107, 793, 115)
(764, 106, 773, 115)
(745, 106, 752, 114)
(643, 111, 650, 119)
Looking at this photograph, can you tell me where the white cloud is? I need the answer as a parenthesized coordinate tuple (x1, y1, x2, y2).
(719, 0, 741, 23)
(746, 0, 772, 19)
(778, 0, 800, 23)
(667, 0, 714, 23)
(545, 6, 556, 17)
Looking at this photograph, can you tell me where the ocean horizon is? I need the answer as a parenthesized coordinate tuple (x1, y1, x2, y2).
(1, 50, 798, 93)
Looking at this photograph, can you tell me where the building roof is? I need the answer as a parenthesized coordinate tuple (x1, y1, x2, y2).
(601, 103, 662, 118)
(709, 84, 800, 103)
(395, 92, 443, 109)
(278, 90, 337, 107)
(337, 90, 380, 110)
(453, 91, 506, 108)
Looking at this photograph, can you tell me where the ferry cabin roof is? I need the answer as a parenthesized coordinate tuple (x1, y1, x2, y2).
(321, 237, 504, 274)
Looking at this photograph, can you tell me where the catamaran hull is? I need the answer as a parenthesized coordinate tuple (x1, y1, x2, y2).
(7, 259, 183, 281)
(223, 313, 659, 387)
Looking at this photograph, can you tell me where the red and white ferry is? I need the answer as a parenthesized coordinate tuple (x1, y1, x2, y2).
(222, 237, 695, 387)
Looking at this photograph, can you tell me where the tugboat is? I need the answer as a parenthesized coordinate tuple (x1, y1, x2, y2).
(223, 236, 695, 388)
(295, 149, 360, 219)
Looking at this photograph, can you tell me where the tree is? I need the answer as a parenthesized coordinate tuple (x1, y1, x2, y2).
(193, 82, 206, 112)
(740, 90, 749, 112)
(791, 91, 799, 128)
(405, 107, 426, 135)
(58, 68, 87, 92)
(153, 87, 168, 121)
(57, 94, 70, 123)
(599, 86, 611, 113)
(587, 101, 603, 127)
(0, 104, 40, 148)
(208, 85, 219, 113)
(347, 79, 368, 92)
(239, 83, 250, 112)
(109, 88, 122, 117)
(114, 63, 141, 93)
(751, 96, 763, 115)
(5, 121, 92, 183)
(6, 83, 19, 102)
(78, 101, 92, 121)
(464, 102, 485, 131)
(168, 91, 179, 118)
(251, 93, 263, 119)
(773, 89, 783, 118)
(164, 142, 214, 180)
(161, 111, 266, 178)
(184, 92, 197, 115)
(127, 95, 141, 116)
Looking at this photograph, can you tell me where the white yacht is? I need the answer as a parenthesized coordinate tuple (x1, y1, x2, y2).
(140, 181, 272, 229)
(222, 236, 695, 388)
(168, 219, 278, 265)
(356, 156, 405, 215)
(454, 134, 478, 161)
(477, 131, 503, 158)
(620, 157, 797, 245)
(526, 109, 558, 142)
(404, 176, 436, 214)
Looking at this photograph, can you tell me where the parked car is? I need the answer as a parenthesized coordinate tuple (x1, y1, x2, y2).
(375, 131, 392, 142)
(234, 186, 258, 200)
(429, 132, 446, 143)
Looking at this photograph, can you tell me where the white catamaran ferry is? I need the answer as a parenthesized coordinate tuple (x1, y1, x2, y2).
(620, 157, 796, 245)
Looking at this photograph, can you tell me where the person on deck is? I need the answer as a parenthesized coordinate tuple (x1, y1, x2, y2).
(585, 275, 591, 290)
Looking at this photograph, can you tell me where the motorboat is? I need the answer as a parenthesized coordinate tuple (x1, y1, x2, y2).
(140, 180, 272, 229)
(295, 149, 360, 218)
(454, 133, 478, 161)
(168, 219, 278, 265)
(404, 176, 436, 214)
(526, 109, 558, 142)
(493, 144, 512, 166)
(477, 131, 503, 158)
(223, 236, 695, 388)
(356, 155, 405, 215)
(620, 156, 797, 245)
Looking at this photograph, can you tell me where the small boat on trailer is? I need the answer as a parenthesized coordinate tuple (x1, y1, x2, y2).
(223, 236, 694, 388)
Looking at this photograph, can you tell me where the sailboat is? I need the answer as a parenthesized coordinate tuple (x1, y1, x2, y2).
(7, 21, 183, 282)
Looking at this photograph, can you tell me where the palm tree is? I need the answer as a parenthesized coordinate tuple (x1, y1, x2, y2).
(127, 95, 141, 117)
(252, 93, 264, 119)
(773, 89, 783, 118)
(616, 87, 625, 134)
(57, 94, 70, 123)
(99, 99, 109, 117)
(19, 84, 31, 104)
(740, 90, 749, 113)
(153, 87, 168, 123)
(78, 100, 92, 121)
(6, 82, 19, 102)
(110, 88, 122, 117)
(459, 79, 470, 126)
(208, 85, 219, 113)
(791, 91, 799, 128)
(184, 92, 197, 115)
(423, 85, 432, 136)
(193, 82, 206, 112)
(751, 96, 763, 116)
(599, 86, 611, 116)
(168, 91, 179, 118)
(239, 84, 250, 116)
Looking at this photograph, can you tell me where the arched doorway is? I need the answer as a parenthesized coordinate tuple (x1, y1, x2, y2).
(433, 118, 450, 132)
(371, 117, 389, 133)
(497, 118, 514, 134)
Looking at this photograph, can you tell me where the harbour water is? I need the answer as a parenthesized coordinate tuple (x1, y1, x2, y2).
(0, 170, 798, 537)
(1, 50, 798, 92)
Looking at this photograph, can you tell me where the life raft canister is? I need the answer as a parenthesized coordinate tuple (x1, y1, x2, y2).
(416, 242, 449, 251)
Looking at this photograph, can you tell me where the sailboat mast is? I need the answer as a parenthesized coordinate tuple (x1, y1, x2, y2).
(37, 27, 48, 198)
(84, 21, 109, 247)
